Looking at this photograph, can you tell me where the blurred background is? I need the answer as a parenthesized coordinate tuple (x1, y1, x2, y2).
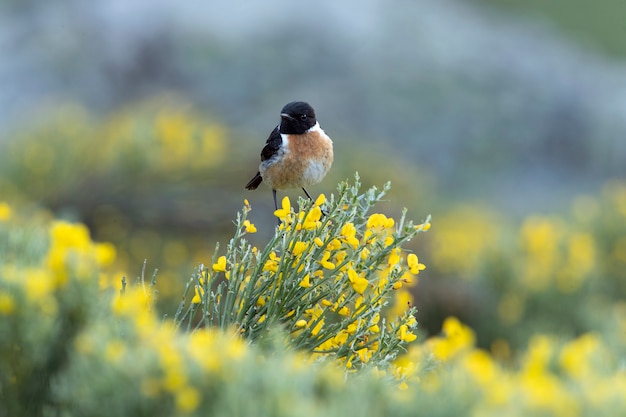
(1, 0, 625, 355)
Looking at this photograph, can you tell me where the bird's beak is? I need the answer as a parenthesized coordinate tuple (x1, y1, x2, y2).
(280, 113, 296, 121)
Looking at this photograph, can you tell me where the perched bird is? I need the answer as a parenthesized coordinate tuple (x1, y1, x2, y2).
(245, 101, 334, 212)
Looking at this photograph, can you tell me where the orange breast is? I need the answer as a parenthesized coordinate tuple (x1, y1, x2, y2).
(260, 129, 333, 190)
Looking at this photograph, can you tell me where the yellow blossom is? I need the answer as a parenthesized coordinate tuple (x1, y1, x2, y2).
(263, 252, 280, 272)
(407, 253, 426, 274)
(398, 324, 417, 342)
(311, 319, 324, 336)
(314, 237, 324, 247)
(314, 193, 326, 206)
(301, 206, 322, 230)
(0, 202, 12, 221)
(175, 386, 200, 413)
(274, 196, 292, 220)
(319, 251, 336, 270)
(367, 213, 395, 230)
(415, 221, 431, 231)
(388, 249, 401, 267)
(356, 347, 371, 363)
(242, 220, 257, 233)
(340, 222, 360, 249)
(559, 333, 602, 379)
(348, 268, 368, 294)
(326, 238, 342, 251)
(292, 241, 308, 257)
(295, 319, 307, 328)
(94, 242, 117, 266)
(0, 292, 16, 315)
(428, 317, 476, 361)
(299, 274, 311, 288)
(191, 285, 204, 304)
(212, 256, 227, 272)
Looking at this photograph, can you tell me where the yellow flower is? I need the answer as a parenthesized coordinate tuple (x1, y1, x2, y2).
(340, 222, 360, 249)
(191, 285, 204, 304)
(176, 386, 200, 413)
(295, 319, 307, 328)
(462, 349, 498, 387)
(407, 253, 426, 274)
(367, 213, 395, 230)
(263, 252, 280, 272)
(398, 324, 417, 342)
(559, 333, 601, 379)
(330, 330, 347, 347)
(0, 202, 12, 221)
(314, 237, 324, 247)
(429, 317, 476, 361)
(356, 347, 371, 363)
(95, 242, 117, 266)
(311, 319, 324, 336)
(301, 206, 322, 230)
(212, 256, 227, 272)
(292, 241, 308, 257)
(319, 251, 336, 270)
(326, 238, 342, 251)
(348, 268, 368, 294)
(414, 221, 431, 231)
(299, 274, 311, 288)
(388, 248, 401, 267)
(338, 306, 350, 316)
(274, 196, 292, 220)
(242, 220, 257, 234)
(0, 292, 16, 315)
(314, 193, 326, 206)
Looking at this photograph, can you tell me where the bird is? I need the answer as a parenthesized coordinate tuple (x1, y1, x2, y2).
(245, 101, 334, 213)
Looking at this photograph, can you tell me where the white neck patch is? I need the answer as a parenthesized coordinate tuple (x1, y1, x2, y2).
(307, 121, 322, 134)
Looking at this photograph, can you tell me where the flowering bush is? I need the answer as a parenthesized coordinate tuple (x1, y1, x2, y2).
(175, 175, 429, 370)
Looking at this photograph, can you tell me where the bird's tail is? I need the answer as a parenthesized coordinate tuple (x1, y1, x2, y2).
(245, 172, 263, 190)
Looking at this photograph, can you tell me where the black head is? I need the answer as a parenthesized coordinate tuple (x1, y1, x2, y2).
(279, 101, 317, 134)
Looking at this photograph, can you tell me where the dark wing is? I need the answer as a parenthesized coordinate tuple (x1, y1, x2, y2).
(260, 126, 282, 161)
(245, 126, 282, 190)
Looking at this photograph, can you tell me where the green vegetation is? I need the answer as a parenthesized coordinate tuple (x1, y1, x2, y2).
(1, 98, 625, 415)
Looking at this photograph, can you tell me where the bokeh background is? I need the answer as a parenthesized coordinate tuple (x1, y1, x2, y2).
(1, 0, 625, 355)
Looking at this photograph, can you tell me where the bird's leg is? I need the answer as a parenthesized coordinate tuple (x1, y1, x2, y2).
(303, 187, 328, 217)
(273, 189, 281, 226)
(302, 187, 313, 201)
(273, 189, 279, 211)
(302, 187, 328, 216)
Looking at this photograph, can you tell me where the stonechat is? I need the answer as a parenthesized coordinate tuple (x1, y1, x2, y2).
(245, 101, 334, 212)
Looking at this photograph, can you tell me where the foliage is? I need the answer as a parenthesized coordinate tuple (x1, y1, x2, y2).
(425, 181, 626, 353)
(1, 177, 625, 416)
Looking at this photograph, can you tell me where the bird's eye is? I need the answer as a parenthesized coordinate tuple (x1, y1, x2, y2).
(300, 114, 307, 121)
